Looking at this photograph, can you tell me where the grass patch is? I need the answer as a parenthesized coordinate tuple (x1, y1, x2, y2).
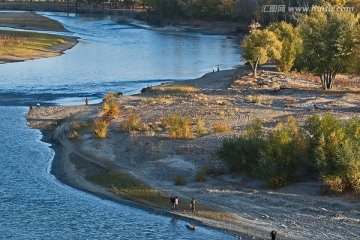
(196, 118, 208, 135)
(195, 166, 219, 182)
(174, 175, 187, 186)
(212, 122, 231, 133)
(0, 30, 68, 57)
(87, 170, 172, 208)
(70, 121, 91, 139)
(245, 95, 264, 104)
(161, 114, 193, 139)
(0, 12, 66, 32)
(93, 119, 109, 138)
(121, 113, 148, 132)
(102, 101, 120, 120)
(152, 85, 198, 93)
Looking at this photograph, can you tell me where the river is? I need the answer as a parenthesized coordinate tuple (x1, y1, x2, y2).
(0, 12, 241, 239)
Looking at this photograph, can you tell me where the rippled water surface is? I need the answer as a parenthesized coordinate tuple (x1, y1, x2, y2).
(0, 12, 241, 239)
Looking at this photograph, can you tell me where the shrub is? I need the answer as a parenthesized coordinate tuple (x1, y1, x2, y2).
(93, 119, 109, 138)
(212, 122, 231, 133)
(174, 175, 187, 186)
(121, 114, 143, 132)
(161, 114, 193, 139)
(303, 114, 359, 193)
(245, 95, 263, 104)
(102, 101, 120, 120)
(195, 166, 218, 182)
(196, 118, 208, 134)
(219, 119, 265, 173)
(70, 121, 90, 139)
(255, 117, 308, 187)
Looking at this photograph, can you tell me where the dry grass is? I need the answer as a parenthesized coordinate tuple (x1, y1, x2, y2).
(161, 114, 193, 139)
(121, 113, 147, 132)
(93, 119, 109, 138)
(212, 122, 231, 133)
(0, 12, 66, 32)
(152, 85, 198, 93)
(0, 30, 68, 57)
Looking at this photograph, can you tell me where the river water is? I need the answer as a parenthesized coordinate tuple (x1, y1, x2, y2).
(0, 12, 241, 239)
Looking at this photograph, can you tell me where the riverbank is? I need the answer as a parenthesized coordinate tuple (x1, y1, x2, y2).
(26, 68, 360, 240)
(0, 3, 243, 36)
(0, 12, 78, 64)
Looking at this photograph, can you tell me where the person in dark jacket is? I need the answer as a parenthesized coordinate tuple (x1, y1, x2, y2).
(270, 230, 277, 240)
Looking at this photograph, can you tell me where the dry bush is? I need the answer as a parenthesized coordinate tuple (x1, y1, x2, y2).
(196, 118, 208, 134)
(161, 114, 193, 139)
(102, 101, 120, 120)
(245, 95, 264, 104)
(212, 122, 231, 133)
(93, 119, 109, 138)
(153, 85, 198, 93)
(121, 113, 145, 132)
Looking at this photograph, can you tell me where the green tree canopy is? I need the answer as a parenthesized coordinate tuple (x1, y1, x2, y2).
(241, 28, 282, 77)
(299, 11, 359, 90)
(267, 21, 302, 72)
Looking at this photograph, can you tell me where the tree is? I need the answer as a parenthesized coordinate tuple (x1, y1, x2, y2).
(299, 12, 359, 90)
(241, 29, 282, 77)
(268, 22, 302, 72)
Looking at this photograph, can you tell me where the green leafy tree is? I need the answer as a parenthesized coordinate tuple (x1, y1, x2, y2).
(241, 29, 282, 77)
(299, 11, 359, 89)
(267, 22, 302, 72)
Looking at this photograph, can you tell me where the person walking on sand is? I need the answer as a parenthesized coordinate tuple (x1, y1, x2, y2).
(270, 230, 277, 240)
(217, 66, 219, 72)
(190, 198, 196, 212)
(212, 67, 215, 72)
(85, 97, 89, 106)
(170, 195, 176, 210)
(175, 196, 179, 210)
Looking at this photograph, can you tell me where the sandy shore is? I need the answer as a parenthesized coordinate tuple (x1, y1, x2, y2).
(0, 12, 78, 64)
(26, 68, 360, 240)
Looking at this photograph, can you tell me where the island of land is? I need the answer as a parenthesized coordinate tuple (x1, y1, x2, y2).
(0, 12, 78, 64)
(4, 11, 359, 240)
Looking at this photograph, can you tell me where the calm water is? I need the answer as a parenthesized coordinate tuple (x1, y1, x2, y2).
(0, 11, 241, 106)
(0, 12, 241, 239)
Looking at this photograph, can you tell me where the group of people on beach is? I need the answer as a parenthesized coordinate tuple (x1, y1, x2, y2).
(212, 66, 220, 72)
(170, 195, 196, 212)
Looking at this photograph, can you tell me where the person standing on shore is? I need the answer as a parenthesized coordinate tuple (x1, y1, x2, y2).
(85, 97, 89, 106)
(270, 230, 277, 240)
(190, 198, 196, 212)
(217, 66, 219, 72)
(175, 196, 179, 210)
(170, 195, 176, 209)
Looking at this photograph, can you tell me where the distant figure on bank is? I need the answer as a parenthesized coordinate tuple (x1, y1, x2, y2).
(217, 66, 219, 72)
(170, 195, 176, 210)
(190, 198, 196, 212)
(29, 106, 33, 110)
(270, 230, 277, 240)
(175, 196, 179, 210)
(36, 103, 40, 107)
(85, 97, 89, 106)
(212, 67, 215, 72)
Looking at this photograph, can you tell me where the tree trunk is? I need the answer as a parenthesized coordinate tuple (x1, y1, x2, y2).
(320, 71, 336, 90)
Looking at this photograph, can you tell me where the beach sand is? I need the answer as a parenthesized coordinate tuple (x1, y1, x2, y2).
(26, 68, 360, 240)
